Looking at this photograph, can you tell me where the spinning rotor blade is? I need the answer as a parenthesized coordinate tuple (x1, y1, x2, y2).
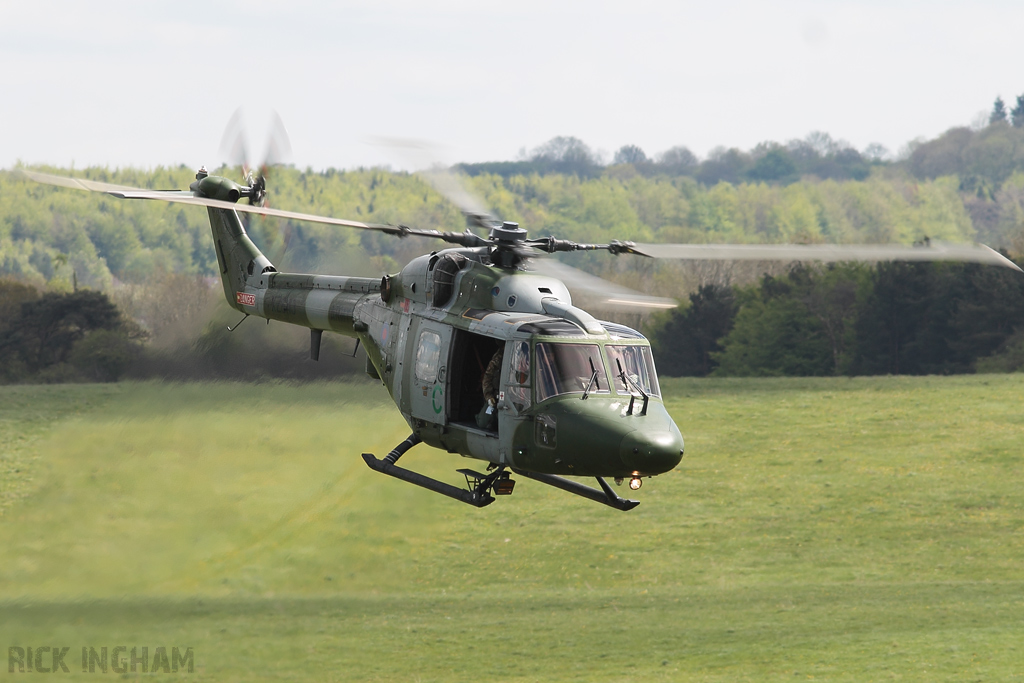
(16, 171, 145, 194)
(217, 109, 293, 264)
(20, 169, 491, 249)
(219, 107, 250, 173)
(262, 111, 292, 169)
(21, 170, 1021, 273)
(219, 107, 293, 207)
(530, 259, 677, 309)
(21, 169, 398, 234)
(372, 137, 500, 228)
(633, 242, 1023, 271)
(220, 108, 292, 173)
(421, 167, 499, 228)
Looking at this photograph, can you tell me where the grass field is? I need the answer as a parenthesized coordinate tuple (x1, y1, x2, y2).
(0, 376, 1022, 681)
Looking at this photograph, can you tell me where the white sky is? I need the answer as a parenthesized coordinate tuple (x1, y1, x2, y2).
(2, 0, 1021, 172)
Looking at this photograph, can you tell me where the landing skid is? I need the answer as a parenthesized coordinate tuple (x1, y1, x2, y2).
(361, 434, 498, 508)
(511, 468, 640, 511)
(362, 434, 640, 511)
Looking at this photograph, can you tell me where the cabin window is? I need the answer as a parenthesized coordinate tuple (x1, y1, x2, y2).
(535, 343, 609, 402)
(415, 330, 442, 382)
(506, 340, 531, 410)
(606, 345, 661, 398)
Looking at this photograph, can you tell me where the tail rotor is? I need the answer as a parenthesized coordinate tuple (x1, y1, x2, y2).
(219, 108, 292, 208)
(219, 108, 294, 261)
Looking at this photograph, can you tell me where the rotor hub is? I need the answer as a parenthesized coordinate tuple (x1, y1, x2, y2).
(489, 221, 527, 244)
(248, 173, 267, 206)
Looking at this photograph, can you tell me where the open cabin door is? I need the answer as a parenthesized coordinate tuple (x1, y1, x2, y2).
(407, 318, 453, 424)
(446, 329, 504, 429)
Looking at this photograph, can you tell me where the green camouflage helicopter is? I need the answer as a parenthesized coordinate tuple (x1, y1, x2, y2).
(22, 162, 1021, 512)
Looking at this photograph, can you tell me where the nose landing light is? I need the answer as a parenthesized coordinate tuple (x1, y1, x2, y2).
(629, 477, 642, 490)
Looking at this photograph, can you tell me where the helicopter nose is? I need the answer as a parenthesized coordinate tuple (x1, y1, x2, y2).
(620, 429, 684, 475)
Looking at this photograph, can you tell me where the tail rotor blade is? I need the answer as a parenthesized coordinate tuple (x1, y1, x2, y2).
(251, 110, 292, 207)
(263, 110, 292, 170)
(219, 107, 250, 176)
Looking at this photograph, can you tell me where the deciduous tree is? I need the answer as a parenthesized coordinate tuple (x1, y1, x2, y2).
(651, 285, 737, 376)
(613, 145, 648, 165)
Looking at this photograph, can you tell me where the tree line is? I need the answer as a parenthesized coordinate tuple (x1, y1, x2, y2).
(458, 93, 1024, 191)
(6, 253, 1022, 385)
(8, 91, 1024, 294)
(5, 156, 1013, 293)
(650, 257, 1024, 377)
(455, 131, 881, 185)
(0, 277, 362, 383)
(4, 100, 1024, 383)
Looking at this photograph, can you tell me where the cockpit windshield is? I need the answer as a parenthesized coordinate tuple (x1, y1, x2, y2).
(535, 343, 609, 402)
(606, 345, 661, 398)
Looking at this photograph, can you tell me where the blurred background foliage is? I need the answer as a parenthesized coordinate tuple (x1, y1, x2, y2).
(3, 112, 1024, 383)
(650, 260, 1024, 378)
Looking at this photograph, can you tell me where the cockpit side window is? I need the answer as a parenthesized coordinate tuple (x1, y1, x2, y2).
(606, 345, 661, 398)
(506, 341, 531, 411)
(535, 343, 609, 402)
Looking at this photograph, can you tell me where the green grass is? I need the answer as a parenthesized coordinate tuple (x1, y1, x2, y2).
(0, 376, 1022, 681)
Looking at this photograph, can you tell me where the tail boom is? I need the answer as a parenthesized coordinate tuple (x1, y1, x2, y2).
(238, 272, 380, 335)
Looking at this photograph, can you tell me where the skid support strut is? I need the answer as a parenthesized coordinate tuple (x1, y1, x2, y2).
(511, 468, 640, 511)
(362, 434, 496, 508)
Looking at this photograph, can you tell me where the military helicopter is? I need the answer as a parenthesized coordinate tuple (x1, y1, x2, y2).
(22, 158, 1021, 512)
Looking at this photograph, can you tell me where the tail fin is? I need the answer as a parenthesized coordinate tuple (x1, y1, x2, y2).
(190, 170, 276, 311)
(207, 206, 275, 310)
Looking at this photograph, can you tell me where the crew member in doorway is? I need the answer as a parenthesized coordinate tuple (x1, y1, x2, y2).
(476, 345, 504, 430)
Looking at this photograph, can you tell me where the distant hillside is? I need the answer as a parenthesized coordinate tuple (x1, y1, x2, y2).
(457, 132, 880, 185)
(5, 111, 1024, 311)
(5, 118, 1024, 382)
(4, 161, 1014, 291)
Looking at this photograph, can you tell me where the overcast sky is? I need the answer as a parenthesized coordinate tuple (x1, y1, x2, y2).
(2, 0, 1021, 172)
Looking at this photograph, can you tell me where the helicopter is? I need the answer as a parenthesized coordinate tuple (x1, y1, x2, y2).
(21, 161, 1021, 512)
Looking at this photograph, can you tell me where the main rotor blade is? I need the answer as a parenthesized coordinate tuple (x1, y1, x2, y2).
(371, 137, 500, 228)
(634, 242, 1023, 271)
(25, 169, 1019, 273)
(20, 169, 399, 234)
(420, 167, 500, 228)
(17, 170, 145, 194)
(530, 259, 677, 309)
